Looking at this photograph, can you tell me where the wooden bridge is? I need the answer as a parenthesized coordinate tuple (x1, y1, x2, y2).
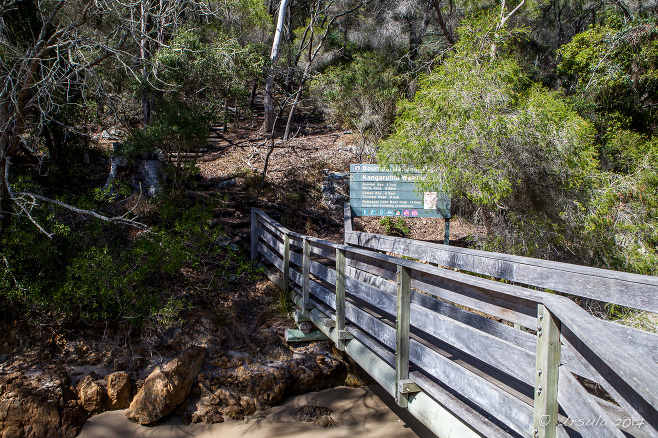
(250, 206, 658, 438)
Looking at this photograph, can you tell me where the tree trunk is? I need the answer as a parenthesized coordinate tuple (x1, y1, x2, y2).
(0, 157, 11, 235)
(263, 0, 292, 134)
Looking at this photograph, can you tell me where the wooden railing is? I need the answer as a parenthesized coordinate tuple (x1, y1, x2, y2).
(251, 207, 658, 438)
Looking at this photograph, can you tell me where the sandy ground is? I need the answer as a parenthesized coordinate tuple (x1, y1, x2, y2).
(78, 385, 434, 438)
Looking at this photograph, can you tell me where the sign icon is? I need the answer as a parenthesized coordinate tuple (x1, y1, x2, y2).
(370, 209, 376, 215)
(379, 210, 384, 215)
(386, 210, 394, 215)
(362, 209, 368, 215)
(403, 210, 410, 216)
(355, 165, 361, 171)
(411, 210, 418, 216)
(395, 210, 401, 216)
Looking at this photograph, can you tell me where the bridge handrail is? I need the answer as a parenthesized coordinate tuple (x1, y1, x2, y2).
(343, 204, 658, 314)
(251, 208, 658, 438)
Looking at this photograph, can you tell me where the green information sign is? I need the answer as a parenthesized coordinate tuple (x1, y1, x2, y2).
(349, 164, 450, 218)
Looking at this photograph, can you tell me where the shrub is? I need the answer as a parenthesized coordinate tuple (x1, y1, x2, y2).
(0, 188, 260, 330)
(378, 14, 597, 260)
(310, 52, 407, 141)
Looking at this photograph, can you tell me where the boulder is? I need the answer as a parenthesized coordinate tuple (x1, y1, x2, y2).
(77, 375, 106, 414)
(106, 372, 131, 409)
(202, 342, 345, 418)
(125, 346, 205, 425)
(0, 365, 86, 438)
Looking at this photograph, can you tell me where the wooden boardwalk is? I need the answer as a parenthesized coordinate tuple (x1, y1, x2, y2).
(250, 206, 658, 438)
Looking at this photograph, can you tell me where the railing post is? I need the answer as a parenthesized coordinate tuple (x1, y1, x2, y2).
(343, 203, 353, 243)
(396, 264, 411, 407)
(302, 238, 311, 312)
(250, 209, 258, 260)
(533, 304, 561, 438)
(282, 233, 290, 294)
(335, 248, 347, 351)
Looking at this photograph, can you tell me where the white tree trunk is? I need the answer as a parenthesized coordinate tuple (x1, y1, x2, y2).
(263, 0, 292, 133)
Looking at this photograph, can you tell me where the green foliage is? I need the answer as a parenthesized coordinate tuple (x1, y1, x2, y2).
(310, 52, 407, 141)
(582, 136, 658, 275)
(379, 217, 410, 236)
(380, 14, 596, 219)
(0, 189, 260, 329)
(155, 27, 265, 107)
(558, 19, 658, 150)
(125, 98, 209, 158)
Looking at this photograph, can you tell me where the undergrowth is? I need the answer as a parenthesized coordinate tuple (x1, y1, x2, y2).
(0, 179, 261, 333)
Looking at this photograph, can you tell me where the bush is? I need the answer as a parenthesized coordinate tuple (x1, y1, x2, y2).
(0, 188, 260, 329)
(378, 14, 597, 260)
(310, 52, 407, 141)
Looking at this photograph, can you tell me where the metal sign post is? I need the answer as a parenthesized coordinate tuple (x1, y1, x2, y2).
(349, 164, 452, 244)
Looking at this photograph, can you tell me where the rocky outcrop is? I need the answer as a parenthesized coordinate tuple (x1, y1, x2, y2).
(76, 374, 106, 413)
(106, 372, 131, 409)
(0, 365, 86, 438)
(188, 342, 345, 422)
(126, 346, 205, 425)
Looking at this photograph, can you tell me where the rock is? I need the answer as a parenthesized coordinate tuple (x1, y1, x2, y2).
(320, 170, 348, 210)
(240, 396, 256, 416)
(0, 365, 86, 438)
(204, 342, 345, 415)
(106, 372, 131, 409)
(77, 374, 106, 414)
(295, 405, 335, 427)
(222, 404, 244, 420)
(125, 346, 206, 425)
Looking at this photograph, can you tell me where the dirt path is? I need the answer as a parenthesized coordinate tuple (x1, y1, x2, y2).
(197, 124, 479, 245)
(78, 386, 434, 438)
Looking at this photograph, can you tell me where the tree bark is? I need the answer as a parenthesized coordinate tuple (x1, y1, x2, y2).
(0, 158, 10, 235)
(263, 0, 292, 133)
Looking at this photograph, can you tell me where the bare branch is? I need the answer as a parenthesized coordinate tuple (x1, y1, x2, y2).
(15, 192, 151, 231)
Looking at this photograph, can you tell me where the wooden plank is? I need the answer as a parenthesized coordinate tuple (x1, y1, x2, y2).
(308, 279, 336, 310)
(346, 275, 397, 317)
(261, 263, 283, 290)
(411, 371, 515, 438)
(595, 397, 653, 438)
(291, 290, 481, 438)
(336, 248, 347, 351)
(412, 269, 538, 329)
(302, 239, 311, 310)
(543, 294, 658, 435)
(345, 301, 397, 353)
(411, 301, 536, 385)
(344, 202, 352, 237)
(533, 304, 561, 438)
(346, 251, 398, 281)
(258, 227, 284, 257)
(410, 339, 534, 438)
(285, 329, 329, 342)
(250, 209, 258, 260)
(410, 288, 595, 382)
(259, 241, 283, 272)
(309, 258, 336, 285)
(345, 231, 658, 313)
(347, 266, 398, 295)
(558, 367, 626, 438)
(255, 210, 285, 236)
(309, 240, 336, 260)
(282, 233, 290, 293)
(396, 265, 412, 407)
(348, 325, 395, 367)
